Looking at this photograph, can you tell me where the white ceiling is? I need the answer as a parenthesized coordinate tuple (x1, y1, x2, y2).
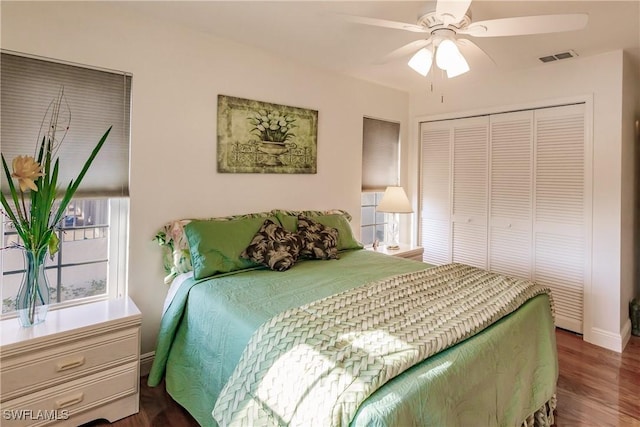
(123, 0, 640, 92)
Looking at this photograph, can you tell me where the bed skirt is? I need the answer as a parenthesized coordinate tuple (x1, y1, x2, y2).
(521, 394, 557, 427)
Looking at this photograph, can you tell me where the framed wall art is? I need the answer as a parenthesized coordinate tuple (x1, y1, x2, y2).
(217, 95, 318, 174)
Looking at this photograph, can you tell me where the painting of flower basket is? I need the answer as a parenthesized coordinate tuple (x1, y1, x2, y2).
(217, 95, 318, 174)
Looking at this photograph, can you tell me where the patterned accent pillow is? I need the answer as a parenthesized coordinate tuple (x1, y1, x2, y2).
(297, 215, 339, 260)
(241, 219, 304, 271)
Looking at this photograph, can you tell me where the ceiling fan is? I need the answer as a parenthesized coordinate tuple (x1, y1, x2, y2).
(346, 0, 588, 78)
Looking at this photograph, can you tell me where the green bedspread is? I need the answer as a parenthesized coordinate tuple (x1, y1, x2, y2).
(148, 249, 557, 427)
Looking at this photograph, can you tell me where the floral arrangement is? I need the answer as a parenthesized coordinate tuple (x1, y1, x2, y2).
(247, 110, 296, 144)
(1, 89, 111, 258)
(1, 88, 111, 327)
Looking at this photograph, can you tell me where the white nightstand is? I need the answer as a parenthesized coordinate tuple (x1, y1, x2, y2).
(366, 243, 424, 261)
(0, 297, 141, 427)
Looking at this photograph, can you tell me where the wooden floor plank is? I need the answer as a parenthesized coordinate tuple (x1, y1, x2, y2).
(85, 329, 640, 426)
(555, 329, 640, 426)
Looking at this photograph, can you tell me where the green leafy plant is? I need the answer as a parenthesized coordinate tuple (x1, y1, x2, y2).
(247, 110, 296, 143)
(0, 89, 111, 257)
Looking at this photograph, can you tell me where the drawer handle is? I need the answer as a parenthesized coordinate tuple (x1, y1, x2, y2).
(55, 392, 84, 409)
(56, 356, 85, 372)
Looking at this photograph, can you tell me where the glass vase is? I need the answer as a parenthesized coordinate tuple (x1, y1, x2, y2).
(16, 247, 51, 327)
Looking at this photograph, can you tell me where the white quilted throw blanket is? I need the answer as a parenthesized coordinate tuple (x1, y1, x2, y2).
(213, 263, 553, 427)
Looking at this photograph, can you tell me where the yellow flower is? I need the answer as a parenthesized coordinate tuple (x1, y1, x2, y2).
(11, 155, 43, 192)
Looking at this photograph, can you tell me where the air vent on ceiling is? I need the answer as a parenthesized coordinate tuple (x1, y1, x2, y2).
(539, 50, 578, 63)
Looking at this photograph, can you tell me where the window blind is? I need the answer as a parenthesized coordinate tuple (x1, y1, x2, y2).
(361, 117, 400, 191)
(1, 52, 131, 197)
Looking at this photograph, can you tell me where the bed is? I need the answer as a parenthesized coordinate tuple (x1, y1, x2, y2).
(147, 210, 558, 427)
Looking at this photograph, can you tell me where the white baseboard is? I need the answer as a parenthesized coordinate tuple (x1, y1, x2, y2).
(585, 320, 632, 352)
(140, 351, 155, 377)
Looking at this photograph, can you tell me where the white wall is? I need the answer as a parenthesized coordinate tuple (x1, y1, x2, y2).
(409, 50, 633, 351)
(0, 1, 409, 354)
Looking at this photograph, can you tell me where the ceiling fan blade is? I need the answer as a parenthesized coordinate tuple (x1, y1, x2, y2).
(457, 38, 496, 65)
(376, 39, 432, 64)
(460, 14, 588, 37)
(436, 0, 472, 25)
(340, 14, 427, 33)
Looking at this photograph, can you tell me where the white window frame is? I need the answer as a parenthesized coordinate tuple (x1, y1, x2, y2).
(0, 198, 129, 318)
(108, 198, 129, 300)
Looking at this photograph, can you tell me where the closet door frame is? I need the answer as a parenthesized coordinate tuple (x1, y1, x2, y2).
(416, 95, 593, 337)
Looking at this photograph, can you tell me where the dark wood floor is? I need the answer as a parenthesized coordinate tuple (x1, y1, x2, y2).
(88, 329, 640, 426)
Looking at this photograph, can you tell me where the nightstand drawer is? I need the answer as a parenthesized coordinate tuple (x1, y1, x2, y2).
(1, 361, 138, 427)
(1, 328, 139, 402)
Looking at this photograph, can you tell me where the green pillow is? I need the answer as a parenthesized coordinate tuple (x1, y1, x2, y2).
(272, 209, 353, 233)
(277, 214, 299, 232)
(154, 210, 273, 284)
(185, 216, 279, 279)
(312, 214, 363, 251)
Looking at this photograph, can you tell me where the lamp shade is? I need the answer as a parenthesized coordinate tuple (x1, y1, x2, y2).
(376, 186, 413, 213)
(443, 51, 469, 78)
(408, 48, 433, 77)
(435, 39, 469, 78)
(435, 39, 458, 69)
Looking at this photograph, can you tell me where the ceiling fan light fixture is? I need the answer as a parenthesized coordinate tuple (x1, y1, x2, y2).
(408, 48, 433, 76)
(444, 53, 469, 78)
(434, 39, 457, 67)
(435, 39, 470, 78)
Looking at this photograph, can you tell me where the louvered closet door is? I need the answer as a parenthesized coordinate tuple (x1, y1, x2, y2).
(489, 111, 533, 279)
(534, 104, 587, 333)
(451, 116, 489, 269)
(420, 121, 452, 265)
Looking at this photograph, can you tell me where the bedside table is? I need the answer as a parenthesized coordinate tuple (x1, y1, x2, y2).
(0, 297, 141, 427)
(366, 243, 424, 261)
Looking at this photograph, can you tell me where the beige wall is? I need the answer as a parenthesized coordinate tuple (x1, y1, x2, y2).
(0, 1, 409, 354)
(409, 50, 633, 351)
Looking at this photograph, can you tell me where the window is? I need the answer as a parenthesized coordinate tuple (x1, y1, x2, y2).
(361, 117, 401, 246)
(0, 51, 131, 316)
(360, 192, 387, 247)
(2, 198, 129, 313)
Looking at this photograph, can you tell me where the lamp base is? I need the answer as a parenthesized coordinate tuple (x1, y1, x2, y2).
(385, 212, 401, 252)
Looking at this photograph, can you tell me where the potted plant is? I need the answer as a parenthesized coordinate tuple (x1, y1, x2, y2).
(0, 89, 111, 327)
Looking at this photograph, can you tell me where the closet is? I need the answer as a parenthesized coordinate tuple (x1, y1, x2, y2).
(419, 103, 589, 333)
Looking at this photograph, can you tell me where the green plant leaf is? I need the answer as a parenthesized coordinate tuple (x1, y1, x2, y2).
(1, 154, 27, 224)
(48, 232, 59, 258)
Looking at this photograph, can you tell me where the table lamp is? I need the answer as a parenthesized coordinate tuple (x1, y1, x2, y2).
(376, 186, 413, 249)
